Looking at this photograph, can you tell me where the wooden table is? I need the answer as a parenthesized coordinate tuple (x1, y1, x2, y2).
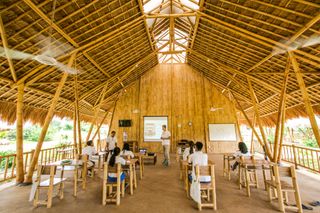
(50, 159, 85, 197)
(134, 153, 145, 180)
(223, 153, 234, 181)
(124, 159, 138, 195)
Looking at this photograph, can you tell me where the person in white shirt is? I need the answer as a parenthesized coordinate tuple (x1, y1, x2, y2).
(231, 142, 251, 171)
(120, 143, 134, 159)
(82, 140, 97, 171)
(188, 142, 211, 182)
(105, 131, 117, 153)
(161, 125, 171, 167)
(107, 147, 127, 182)
(183, 141, 194, 161)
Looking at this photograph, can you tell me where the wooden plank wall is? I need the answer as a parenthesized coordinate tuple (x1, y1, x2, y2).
(108, 64, 239, 153)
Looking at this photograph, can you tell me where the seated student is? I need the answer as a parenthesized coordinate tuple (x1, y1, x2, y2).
(107, 147, 127, 182)
(231, 142, 251, 171)
(188, 142, 211, 182)
(82, 140, 97, 172)
(120, 143, 134, 159)
(183, 141, 194, 161)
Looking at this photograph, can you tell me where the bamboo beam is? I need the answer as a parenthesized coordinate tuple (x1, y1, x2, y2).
(146, 13, 196, 18)
(14, 16, 144, 87)
(232, 92, 273, 160)
(82, 52, 110, 77)
(23, 0, 78, 47)
(245, 13, 320, 73)
(197, 12, 320, 64)
(289, 52, 320, 147)
(0, 16, 17, 82)
(248, 78, 272, 156)
(16, 83, 24, 183)
(273, 58, 290, 162)
(25, 52, 77, 183)
(91, 111, 109, 141)
(189, 0, 204, 49)
(250, 114, 256, 154)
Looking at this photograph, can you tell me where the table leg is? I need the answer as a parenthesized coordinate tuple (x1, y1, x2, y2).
(98, 156, 101, 174)
(139, 156, 143, 180)
(74, 167, 77, 197)
(133, 164, 137, 189)
(129, 164, 133, 195)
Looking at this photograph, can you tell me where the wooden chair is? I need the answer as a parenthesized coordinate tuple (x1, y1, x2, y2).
(239, 156, 260, 197)
(265, 164, 302, 213)
(195, 164, 217, 211)
(185, 163, 192, 197)
(33, 165, 66, 208)
(102, 163, 125, 206)
(75, 154, 89, 190)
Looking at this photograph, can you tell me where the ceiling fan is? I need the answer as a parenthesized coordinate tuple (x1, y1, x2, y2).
(0, 0, 79, 74)
(272, 33, 320, 56)
(209, 107, 223, 112)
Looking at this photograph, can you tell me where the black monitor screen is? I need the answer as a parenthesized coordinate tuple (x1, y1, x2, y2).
(119, 120, 132, 127)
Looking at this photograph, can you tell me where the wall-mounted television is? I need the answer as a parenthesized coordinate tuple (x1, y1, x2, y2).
(119, 119, 132, 127)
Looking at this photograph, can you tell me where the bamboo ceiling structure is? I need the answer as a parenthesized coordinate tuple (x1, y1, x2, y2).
(0, 0, 319, 127)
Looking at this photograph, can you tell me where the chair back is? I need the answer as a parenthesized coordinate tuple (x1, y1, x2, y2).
(195, 164, 215, 177)
(103, 162, 122, 182)
(76, 154, 88, 162)
(36, 165, 57, 183)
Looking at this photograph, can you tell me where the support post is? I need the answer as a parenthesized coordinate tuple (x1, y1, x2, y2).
(232, 93, 273, 160)
(277, 105, 286, 163)
(289, 51, 320, 147)
(273, 58, 290, 161)
(250, 114, 256, 154)
(25, 53, 77, 183)
(247, 78, 272, 156)
(74, 75, 82, 153)
(16, 83, 24, 183)
(73, 108, 78, 154)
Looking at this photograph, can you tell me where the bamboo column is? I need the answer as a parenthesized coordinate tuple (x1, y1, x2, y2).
(74, 75, 82, 153)
(247, 78, 272, 156)
(85, 122, 94, 142)
(91, 112, 109, 141)
(16, 83, 24, 183)
(273, 58, 290, 161)
(232, 93, 273, 160)
(73, 108, 78, 154)
(25, 53, 77, 183)
(289, 51, 320, 147)
(277, 106, 286, 163)
(250, 114, 256, 154)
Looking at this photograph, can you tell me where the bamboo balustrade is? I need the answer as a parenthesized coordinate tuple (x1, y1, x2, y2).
(281, 144, 320, 173)
(0, 144, 76, 183)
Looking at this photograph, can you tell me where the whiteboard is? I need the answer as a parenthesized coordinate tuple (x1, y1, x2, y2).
(144, 116, 168, 142)
(208, 124, 237, 141)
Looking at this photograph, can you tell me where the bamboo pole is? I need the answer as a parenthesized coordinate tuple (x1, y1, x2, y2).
(16, 83, 24, 183)
(277, 105, 286, 163)
(250, 114, 256, 154)
(247, 78, 272, 156)
(74, 75, 82, 153)
(289, 52, 320, 148)
(273, 58, 290, 162)
(0, 15, 17, 82)
(73, 107, 78, 154)
(232, 93, 273, 160)
(25, 53, 77, 183)
(91, 112, 109, 141)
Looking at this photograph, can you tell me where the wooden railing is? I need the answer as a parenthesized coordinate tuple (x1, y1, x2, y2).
(0, 144, 76, 183)
(281, 144, 320, 173)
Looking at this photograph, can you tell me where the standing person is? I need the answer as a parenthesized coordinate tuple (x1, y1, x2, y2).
(161, 125, 171, 167)
(105, 131, 117, 155)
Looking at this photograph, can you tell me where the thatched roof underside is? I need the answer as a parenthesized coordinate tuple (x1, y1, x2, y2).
(0, 0, 319, 126)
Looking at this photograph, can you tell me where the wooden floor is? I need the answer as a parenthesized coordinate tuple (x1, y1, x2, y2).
(0, 154, 319, 213)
